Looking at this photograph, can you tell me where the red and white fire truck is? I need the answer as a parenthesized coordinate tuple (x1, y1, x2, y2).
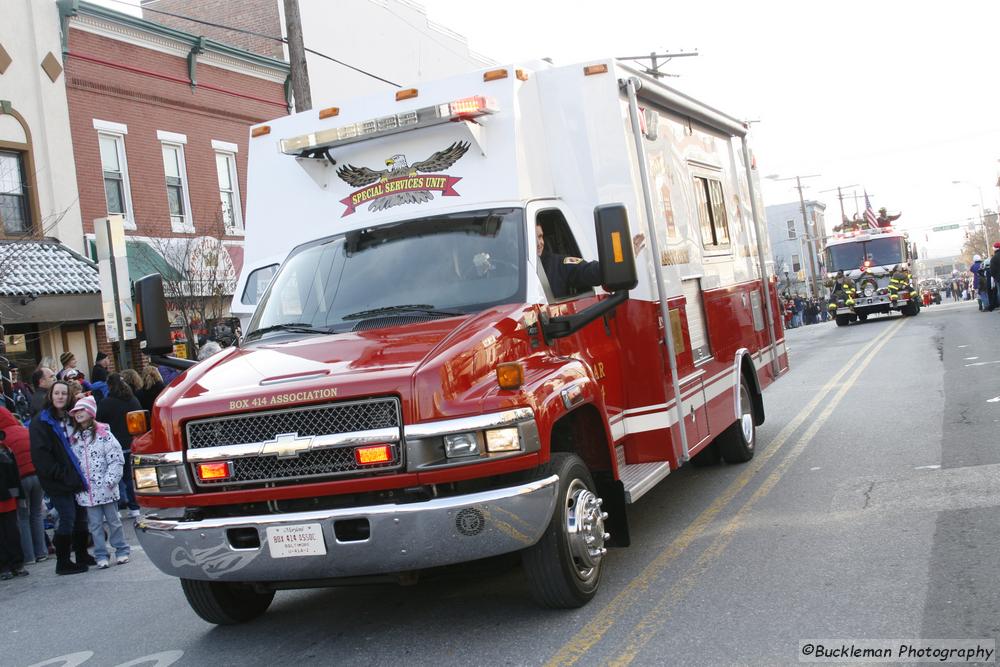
(130, 58, 789, 624)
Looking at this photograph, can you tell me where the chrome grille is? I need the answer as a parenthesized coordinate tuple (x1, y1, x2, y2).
(186, 398, 399, 449)
(185, 397, 402, 487)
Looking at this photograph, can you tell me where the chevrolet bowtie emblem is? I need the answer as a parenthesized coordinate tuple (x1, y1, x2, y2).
(260, 433, 314, 459)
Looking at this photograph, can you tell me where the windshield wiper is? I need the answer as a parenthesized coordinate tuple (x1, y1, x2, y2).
(245, 322, 331, 341)
(341, 304, 466, 321)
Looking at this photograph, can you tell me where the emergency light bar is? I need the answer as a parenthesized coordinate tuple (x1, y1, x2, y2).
(279, 96, 498, 156)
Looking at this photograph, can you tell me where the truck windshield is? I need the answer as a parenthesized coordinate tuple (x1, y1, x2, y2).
(246, 208, 525, 338)
(826, 237, 903, 272)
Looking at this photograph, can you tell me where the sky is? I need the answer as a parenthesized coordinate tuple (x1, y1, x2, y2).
(413, 0, 1000, 259)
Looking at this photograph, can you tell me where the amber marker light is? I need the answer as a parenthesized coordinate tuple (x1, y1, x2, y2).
(251, 125, 271, 137)
(395, 88, 419, 101)
(196, 461, 232, 482)
(496, 362, 524, 390)
(611, 231, 624, 263)
(584, 64, 609, 76)
(318, 106, 340, 119)
(126, 410, 148, 436)
(355, 444, 392, 465)
(516, 69, 529, 81)
(483, 68, 509, 81)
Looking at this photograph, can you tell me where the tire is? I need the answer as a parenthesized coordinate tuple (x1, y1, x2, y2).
(181, 578, 275, 625)
(835, 314, 850, 327)
(718, 377, 756, 464)
(857, 313, 868, 322)
(522, 453, 606, 608)
(689, 441, 721, 467)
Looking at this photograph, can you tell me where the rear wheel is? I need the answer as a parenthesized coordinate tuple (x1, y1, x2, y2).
(522, 453, 606, 608)
(180, 578, 275, 625)
(835, 314, 851, 327)
(719, 377, 756, 464)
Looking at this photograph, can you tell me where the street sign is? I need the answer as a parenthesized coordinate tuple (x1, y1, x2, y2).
(932, 224, 960, 232)
(95, 215, 136, 344)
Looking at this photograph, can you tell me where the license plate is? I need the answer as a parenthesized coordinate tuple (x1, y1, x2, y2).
(266, 523, 327, 558)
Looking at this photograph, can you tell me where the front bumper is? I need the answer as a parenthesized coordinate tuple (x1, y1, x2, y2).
(837, 295, 908, 314)
(135, 474, 559, 582)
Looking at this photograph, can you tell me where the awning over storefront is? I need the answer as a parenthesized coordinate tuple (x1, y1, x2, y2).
(126, 239, 183, 282)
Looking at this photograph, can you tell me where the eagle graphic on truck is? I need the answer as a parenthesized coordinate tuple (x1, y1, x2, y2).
(336, 140, 470, 215)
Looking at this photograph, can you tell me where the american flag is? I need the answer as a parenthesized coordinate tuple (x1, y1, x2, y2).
(864, 191, 878, 229)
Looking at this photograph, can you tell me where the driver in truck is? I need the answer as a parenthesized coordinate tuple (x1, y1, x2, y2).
(536, 224, 645, 298)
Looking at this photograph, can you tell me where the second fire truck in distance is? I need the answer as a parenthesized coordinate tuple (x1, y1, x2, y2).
(130, 58, 788, 624)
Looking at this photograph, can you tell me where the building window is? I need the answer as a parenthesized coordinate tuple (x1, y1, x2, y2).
(786, 219, 796, 239)
(97, 133, 135, 229)
(0, 150, 30, 234)
(792, 254, 801, 273)
(160, 139, 193, 232)
(215, 152, 243, 232)
(693, 176, 730, 250)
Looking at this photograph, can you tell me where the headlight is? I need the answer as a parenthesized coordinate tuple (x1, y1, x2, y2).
(134, 466, 159, 490)
(443, 432, 479, 458)
(156, 466, 180, 489)
(863, 284, 875, 297)
(485, 427, 520, 452)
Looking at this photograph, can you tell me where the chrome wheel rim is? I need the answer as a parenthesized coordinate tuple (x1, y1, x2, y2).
(564, 480, 607, 582)
(739, 384, 754, 447)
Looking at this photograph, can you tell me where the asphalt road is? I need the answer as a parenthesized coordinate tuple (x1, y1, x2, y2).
(4, 300, 999, 666)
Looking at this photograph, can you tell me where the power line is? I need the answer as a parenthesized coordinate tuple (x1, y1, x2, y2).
(97, 0, 400, 87)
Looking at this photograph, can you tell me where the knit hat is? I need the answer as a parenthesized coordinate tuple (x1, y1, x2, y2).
(96, 352, 108, 362)
(994, 242, 1000, 250)
(60, 352, 75, 367)
(69, 394, 97, 419)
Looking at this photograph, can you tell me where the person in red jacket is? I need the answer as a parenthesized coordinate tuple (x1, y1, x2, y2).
(0, 429, 28, 579)
(0, 408, 47, 563)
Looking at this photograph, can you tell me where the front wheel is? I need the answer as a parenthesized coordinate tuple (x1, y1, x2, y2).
(522, 453, 606, 608)
(857, 313, 868, 322)
(181, 578, 275, 625)
(835, 314, 851, 327)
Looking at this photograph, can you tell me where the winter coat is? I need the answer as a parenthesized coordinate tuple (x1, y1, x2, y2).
(990, 251, 1000, 282)
(30, 388, 46, 418)
(971, 261, 982, 290)
(70, 422, 123, 507)
(0, 407, 33, 478)
(135, 382, 165, 414)
(29, 409, 87, 496)
(95, 394, 142, 451)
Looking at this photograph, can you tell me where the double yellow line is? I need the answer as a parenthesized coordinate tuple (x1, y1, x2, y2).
(546, 317, 908, 667)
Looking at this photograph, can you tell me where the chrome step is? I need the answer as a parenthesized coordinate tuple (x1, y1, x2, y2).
(616, 446, 671, 503)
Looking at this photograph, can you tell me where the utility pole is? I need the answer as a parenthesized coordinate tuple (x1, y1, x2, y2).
(616, 50, 699, 78)
(819, 184, 858, 225)
(283, 0, 311, 112)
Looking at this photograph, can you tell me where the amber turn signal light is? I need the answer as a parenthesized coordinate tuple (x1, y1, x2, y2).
(251, 125, 271, 137)
(126, 410, 148, 436)
(318, 106, 340, 119)
(355, 444, 392, 465)
(584, 64, 608, 76)
(483, 68, 509, 82)
(196, 461, 232, 481)
(395, 88, 418, 101)
(496, 363, 524, 390)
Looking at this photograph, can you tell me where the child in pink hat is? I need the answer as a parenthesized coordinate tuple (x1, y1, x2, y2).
(68, 395, 130, 568)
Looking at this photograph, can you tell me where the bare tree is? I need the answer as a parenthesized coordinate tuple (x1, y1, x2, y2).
(146, 215, 237, 358)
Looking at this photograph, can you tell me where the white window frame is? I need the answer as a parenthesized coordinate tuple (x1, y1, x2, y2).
(791, 253, 801, 273)
(785, 219, 796, 240)
(214, 148, 243, 234)
(94, 121, 136, 230)
(158, 132, 194, 233)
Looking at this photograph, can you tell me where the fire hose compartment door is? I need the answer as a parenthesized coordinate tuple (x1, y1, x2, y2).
(750, 289, 764, 332)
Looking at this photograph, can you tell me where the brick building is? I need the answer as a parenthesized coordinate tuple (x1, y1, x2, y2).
(60, 1, 289, 361)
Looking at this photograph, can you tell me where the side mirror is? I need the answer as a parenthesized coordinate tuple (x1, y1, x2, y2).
(595, 204, 638, 292)
(134, 275, 173, 356)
